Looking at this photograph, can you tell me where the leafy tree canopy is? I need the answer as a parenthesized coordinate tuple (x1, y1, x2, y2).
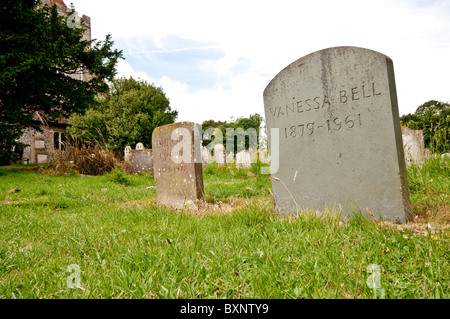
(67, 77, 178, 154)
(201, 113, 264, 152)
(0, 0, 123, 164)
(401, 100, 450, 153)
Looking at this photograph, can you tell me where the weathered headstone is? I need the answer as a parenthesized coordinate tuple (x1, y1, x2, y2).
(124, 146, 132, 162)
(129, 149, 153, 174)
(248, 148, 258, 163)
(213, 143, 227, 166)
(258, 149, 269, 164)
(236, 150, 252, 169)
(136, 142, 144, 151)
(201, 146, 209, 169)
(264, 46, 412, 223)
(401, 127, 425, 166)
(124, 145, 153, 174)
(152, 122, 205, 210)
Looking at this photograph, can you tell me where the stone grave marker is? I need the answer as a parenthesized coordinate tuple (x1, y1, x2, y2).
(236, 150, 252, 169)
(130, 150, 153, 174)
(124, 146, 132, 162)
(248, 148, 258, 163)
(263, 46, 412, 223)
(124, 144, 153, 174)
(213, 143, 227, 166)
(258, 149, 269, 164)
(152, 122, 205, 210)
(201, 146, 209, 169)
(401, 127, 425, 166)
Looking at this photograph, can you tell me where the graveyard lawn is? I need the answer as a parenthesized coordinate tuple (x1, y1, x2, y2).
(0, 159, 449, 299)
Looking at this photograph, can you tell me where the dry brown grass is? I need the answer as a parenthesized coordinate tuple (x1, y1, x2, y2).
(47, 141, 117, 176)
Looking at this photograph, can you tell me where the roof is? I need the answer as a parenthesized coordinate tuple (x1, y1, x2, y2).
(45, 0, 68, 12)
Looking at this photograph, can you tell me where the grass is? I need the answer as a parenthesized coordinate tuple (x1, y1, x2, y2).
(0, 158, 449, 299)
(406, 157, 450, 225)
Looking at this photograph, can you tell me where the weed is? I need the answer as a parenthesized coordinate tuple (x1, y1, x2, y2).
(105, 168, 133, 186)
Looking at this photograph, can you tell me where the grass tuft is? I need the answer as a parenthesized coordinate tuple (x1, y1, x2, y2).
(0, 157, 448, 299)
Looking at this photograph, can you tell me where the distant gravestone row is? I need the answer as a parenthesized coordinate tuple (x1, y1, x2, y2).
(128, 46, 413, 223)
(124, 140, 258, 175)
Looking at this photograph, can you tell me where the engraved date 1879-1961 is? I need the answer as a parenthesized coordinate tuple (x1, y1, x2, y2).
(283, 113, 362, 138)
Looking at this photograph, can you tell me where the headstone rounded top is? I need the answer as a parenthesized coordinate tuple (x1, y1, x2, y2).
(152, 122, 196, 136)
(264, 46, 392, 97)
(263, 46, 411, 223)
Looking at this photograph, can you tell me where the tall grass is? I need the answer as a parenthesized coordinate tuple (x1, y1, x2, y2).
(407, 156, 450, 224)
(0, 158, 448, 299)
(48, 141, 117, 176)
(428, 120, 450, 154)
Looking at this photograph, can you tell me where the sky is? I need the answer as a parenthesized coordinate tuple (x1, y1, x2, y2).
(68, 0, 450, 124)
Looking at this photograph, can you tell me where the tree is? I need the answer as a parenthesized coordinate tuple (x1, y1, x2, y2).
(401, 100, 450, 153)
(201, 113, 264, 153)
(67, 77, 178, 154)
(201, 119, 226, 148)
(236, 113, 263, 149)
(0, 0, 123, 164)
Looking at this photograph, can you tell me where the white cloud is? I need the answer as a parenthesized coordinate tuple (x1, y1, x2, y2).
(115, 60, 152, 83)
(71, 0, 450, 122)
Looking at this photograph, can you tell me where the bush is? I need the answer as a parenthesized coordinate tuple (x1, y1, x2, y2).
(401, 100, 450, 154)
(105, 167, 133, 186)
(48, 141, 117, 176)
(67, 77, 178, 155)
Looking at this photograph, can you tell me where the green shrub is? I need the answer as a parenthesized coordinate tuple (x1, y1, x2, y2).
(401, 100, 450, 154)
(105, 168, 132, 186)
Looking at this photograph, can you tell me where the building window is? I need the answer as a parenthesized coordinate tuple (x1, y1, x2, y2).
(54, 132, 60, 149)
(61, 133, 66, 150)
(53, 132, 66, 151)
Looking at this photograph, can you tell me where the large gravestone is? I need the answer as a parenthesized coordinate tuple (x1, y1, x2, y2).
(152, 122, 205, 210)
(263, 46, 412, 223)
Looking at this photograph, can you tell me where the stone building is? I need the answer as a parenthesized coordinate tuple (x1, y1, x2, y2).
(19, 115, 69, 164)
(20, 0, 91, 164)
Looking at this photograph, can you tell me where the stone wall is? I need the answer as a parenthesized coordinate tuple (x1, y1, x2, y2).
(19, 126, 67, 164)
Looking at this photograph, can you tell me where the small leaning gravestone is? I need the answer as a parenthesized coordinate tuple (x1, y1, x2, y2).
(152, 122, 205, 210)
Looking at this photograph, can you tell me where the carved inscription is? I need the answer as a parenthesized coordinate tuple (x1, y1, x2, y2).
(268, 82, 381, 119)
(340, 83, 381, 104)
(283, 113, 362, 138)
(263, 46, 412, 223)
(269, 95, 331, 118)
(153, 137, 188, 175)
(152, 122, 205, 210)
